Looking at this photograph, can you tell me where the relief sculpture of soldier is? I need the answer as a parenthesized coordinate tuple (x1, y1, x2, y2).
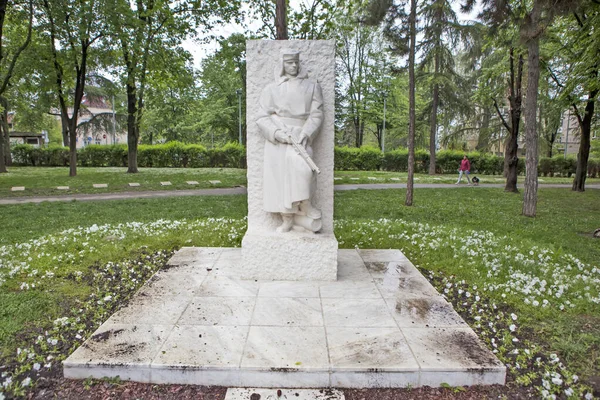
(256, 49, 323, 233)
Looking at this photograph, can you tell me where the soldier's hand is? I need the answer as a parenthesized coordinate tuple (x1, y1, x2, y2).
(274, 130, 290, 144)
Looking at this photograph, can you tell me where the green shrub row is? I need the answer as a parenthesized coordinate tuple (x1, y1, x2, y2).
(11, 142, 246, 169)
(11, 143, 599, 177)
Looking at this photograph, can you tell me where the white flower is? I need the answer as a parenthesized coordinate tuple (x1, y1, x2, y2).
(572, 375, 578, 382)
(552, 377, 563, 385)
(564, 388, 574, 397)
(509, 324, 516, 332)
(511, 313, 518, 321)
(33, 363, 41, 371)
(21, 377, 31, 387)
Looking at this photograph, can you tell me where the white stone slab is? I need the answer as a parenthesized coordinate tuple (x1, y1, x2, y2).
(349, 177, 359, 180)
(93, 183, 108, 188)
(128, 182, 140, 187)
(186, 181, 199, 185)
(390, 177, 401, 181)
(327, 327, 418, 371)
(178, 296, 255, 326)
(64, 247, 506, 388)
(258, 281, 320, 298)
(384, 295, 468, 328)
(154, 325, 247, 368)
(241, 326, 329, 370)
(403, 327, 506, 386)
(11, 186, 25, 191)
(334, 177, 342, 180)
(359, 249, 406, 262)
(322, 298, 397, 328)
(197, 275, 260, 297)
(252, 297, 323, 326)
(367, 177, 378, 180)
(137, 269, 206, 297)
(319, 280, 380, 299)
(167, 247, 223, 265)
(209, 180, 221, 185)
(106, 295, 192, 325)
(241, 231, 337, 281)
(337, 249, 371, 281)
(374, 273, 440, 299)
(226, 388, 345, 400)
(56, 186, 69, 190)
(160, 181, 172, 186)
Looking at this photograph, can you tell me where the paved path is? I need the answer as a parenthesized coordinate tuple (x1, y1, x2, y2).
(1, 183, 598, 205)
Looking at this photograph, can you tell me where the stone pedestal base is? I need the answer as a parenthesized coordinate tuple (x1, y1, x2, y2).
(241, 231, 338, 281)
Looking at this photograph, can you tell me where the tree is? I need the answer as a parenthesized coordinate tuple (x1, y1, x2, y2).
(105, 0, 241, 173)
(41, 0, 105, 176)
(418, 0, 464, 174)
(0, 0, 32, 173)
(276, 0, 288, 39)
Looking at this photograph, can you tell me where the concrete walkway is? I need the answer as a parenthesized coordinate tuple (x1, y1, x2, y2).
(1, 183, 598, 205)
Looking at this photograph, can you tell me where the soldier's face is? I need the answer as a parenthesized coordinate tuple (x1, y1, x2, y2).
(283, 60, 299, 76)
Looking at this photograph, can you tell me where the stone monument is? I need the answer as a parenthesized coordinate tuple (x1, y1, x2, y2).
(241, 40, 338, 281)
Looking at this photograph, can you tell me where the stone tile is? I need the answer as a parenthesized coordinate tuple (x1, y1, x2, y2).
(330, 370, 419, 388)
(367, 177, 378, 180)
(359, 249, 405, 262)
(374, 273, 440, 299)
(56, 186, 69, 190)
(198, 275, 259, 297)
(333, 177, 342, 180)
(403, 327, 505, 375)
(389, 177, 401, 181)
(65, 324, 171, 368)
(226, 388, 345, 400)
(162, 259, 218, 276)
(241, 326, 329, 370)
(167, 247, 223, 265)
(213, 248, 242, 271)
(154, 325, 247, 368)
(337, 249, 371, 281)
(160, 181, 172, 186)
(385, 295, 468, 328)
(106, 295, 192, 325)
(63, 364, 152, 382)
(319, 280, 380, 299)
(364, 260, 417, 278)
(209, 180, 222, 184)
(11, 186, 25, 191)
(178, 297, 255, 326)
(238, 370, 330, 387)
(93, 183, 108, 188)
(128, 182, 140, 187)
(138, 270, 206, 297)
(322, 298, 397, 328)
(327, 327, 418, 371)
(186, 181, 199, 185)
(252, 297, 323, 327)
(349, 177, 359, 180)
(150, 367, 241, 386)
(257, 281, 320, 298)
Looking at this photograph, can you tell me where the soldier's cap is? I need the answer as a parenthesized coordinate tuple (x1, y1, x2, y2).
(281, 49, 300, 61)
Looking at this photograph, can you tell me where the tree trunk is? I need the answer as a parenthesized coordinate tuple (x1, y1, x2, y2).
(503, 50, 523, 193)
(0, 97, 7, 173)
(61, 124, 69, 147)
(275, 0, 288, 40)
(572, 88, 597, 191)
(405, 0, 416, 206)
(429, 82, 439, 174)
(522, 25, 541, 217)
(68, 119, 77, 176)
(126, 82, 139, 173)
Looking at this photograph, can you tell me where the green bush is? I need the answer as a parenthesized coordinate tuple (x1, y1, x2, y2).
(208, 142, 246, 168)
(335, 146, 383, 170)
(186, 144, 210, 168)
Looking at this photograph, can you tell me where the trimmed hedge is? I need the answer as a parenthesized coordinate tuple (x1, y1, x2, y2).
(11, 142, 246, 169)
(10, 142, 594, 177)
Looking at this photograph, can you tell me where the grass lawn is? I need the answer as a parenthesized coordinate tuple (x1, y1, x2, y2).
(1, 167, 599, 198)
(0, 188, 598, 398)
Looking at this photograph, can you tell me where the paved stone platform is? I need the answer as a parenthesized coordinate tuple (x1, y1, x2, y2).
(63, 247, 505, 388)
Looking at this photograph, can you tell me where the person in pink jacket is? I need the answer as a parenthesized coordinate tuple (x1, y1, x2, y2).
(455, 155, 472, 185)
